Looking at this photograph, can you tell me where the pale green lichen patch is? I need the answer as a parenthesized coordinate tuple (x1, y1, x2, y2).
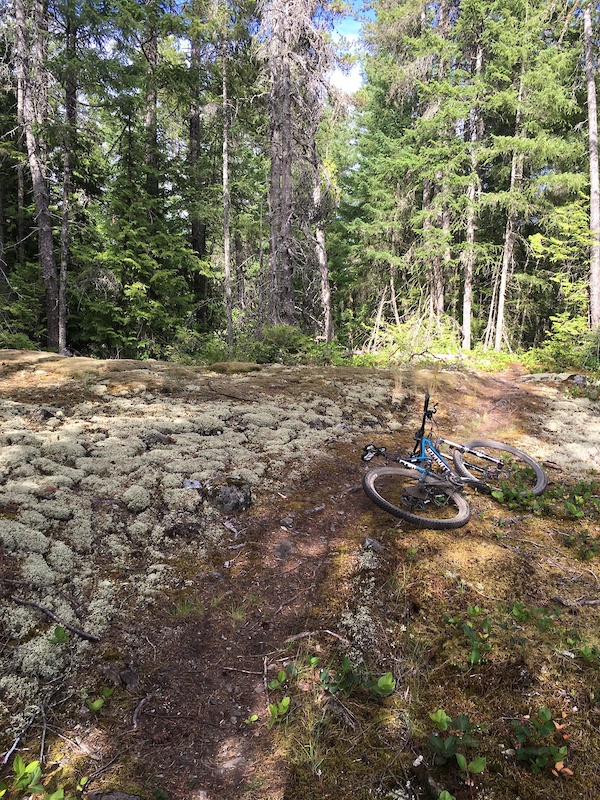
(0, 359, 403, 741)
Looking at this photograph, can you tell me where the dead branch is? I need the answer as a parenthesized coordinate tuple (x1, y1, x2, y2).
(206, 380, 253, 402)
(132, 694, 152, 730)
(285, 629, 350, 645)
(9, 596, 100, 642)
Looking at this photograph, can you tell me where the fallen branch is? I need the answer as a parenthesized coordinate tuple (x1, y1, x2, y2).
(9, 596, 100, 642)
(285, 629, 350, 645)
(552, 595, 600, 608)
(1, 711, 39, 764)
(207, 380, 252, 402)
(132, 694, 152, 730)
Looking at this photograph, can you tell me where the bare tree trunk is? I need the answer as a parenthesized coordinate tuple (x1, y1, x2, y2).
(15, 0, 60, 350)
(189, 19, 209, 322)
(462, 44, 483, 351)
(368, 286, 387, 352)
(144, 2, 159, 204)
(494, 67, 525, 351)
(310, 135, 333, 342)
(222, 37, 234, 348)
(58, 11, 77, 355)
(267, 0, 295, 325)
(584, 4, 600, 328)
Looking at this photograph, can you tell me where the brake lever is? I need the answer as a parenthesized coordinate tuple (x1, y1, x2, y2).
(426, 402, 438, 420)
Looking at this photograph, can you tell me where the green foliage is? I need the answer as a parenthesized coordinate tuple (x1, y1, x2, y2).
(0, 755, 85, 800)
(248, 325, 312, 365)
(317, 655, 395, 698)
(511, 707, 570, 774)
(85, 686, 114, 712)
(563, 529, 600, 560)
(523, 313, 594, 372)
(445, 606, 493, 666)
(427, 710, 486, 777)
(50, 625, 69, 644)
(268, 663, 298, 691)
(268, 695, 291, 727)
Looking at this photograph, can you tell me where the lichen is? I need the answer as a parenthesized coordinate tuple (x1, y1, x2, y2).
(122, 485, 151, 512)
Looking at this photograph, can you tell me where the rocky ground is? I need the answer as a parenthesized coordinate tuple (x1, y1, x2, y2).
(1, 351, 599, 800)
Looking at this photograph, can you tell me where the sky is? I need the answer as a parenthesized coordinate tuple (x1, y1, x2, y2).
(330, 5, 372, 95)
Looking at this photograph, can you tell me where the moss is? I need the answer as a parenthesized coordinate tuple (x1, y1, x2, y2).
(209, 361, 262, 374)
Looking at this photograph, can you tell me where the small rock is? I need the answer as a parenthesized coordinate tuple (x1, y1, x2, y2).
(363, 537, 385, 553)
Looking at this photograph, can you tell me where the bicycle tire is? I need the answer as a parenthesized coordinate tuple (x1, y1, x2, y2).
(452, 439, 547, 496)
(362, 467, 471, 530)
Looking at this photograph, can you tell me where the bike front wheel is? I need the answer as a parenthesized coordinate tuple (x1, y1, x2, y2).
(452, 440, 547, 496)
(362, 467, 471, 530)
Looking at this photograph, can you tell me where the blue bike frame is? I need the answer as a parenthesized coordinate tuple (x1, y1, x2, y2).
(362, 392, 502, 487)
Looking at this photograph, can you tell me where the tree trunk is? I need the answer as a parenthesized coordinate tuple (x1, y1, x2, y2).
(15, 0, 60, 350)
(310, 135, 333, 342)
(222, 37, 234, 348)
(494, 67, 525, 351)
(584, 4, 600, 328)
(144, 4, 159, 204)
(58, 11, 78, 355)
(461, 43, 483, 351)
(267, 0, 295, 325)
(189, 20, 209, 322)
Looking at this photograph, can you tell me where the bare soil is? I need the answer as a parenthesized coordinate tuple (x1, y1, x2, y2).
(1, 352, 599, 800)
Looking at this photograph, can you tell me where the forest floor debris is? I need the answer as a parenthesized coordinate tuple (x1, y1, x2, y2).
(1, 351, 600, 799)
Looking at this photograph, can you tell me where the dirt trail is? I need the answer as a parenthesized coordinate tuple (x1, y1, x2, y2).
(1, 352, 599, 800)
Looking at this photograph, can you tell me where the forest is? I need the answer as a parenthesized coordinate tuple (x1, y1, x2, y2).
(1, 0, 600, 369)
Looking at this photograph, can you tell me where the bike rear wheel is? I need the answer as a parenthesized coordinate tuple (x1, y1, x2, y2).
(362, 467, 471, 530)
(452, 439, 547, 496)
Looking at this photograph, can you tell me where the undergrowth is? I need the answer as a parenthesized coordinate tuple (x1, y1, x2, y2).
(265, 470, 600, 800)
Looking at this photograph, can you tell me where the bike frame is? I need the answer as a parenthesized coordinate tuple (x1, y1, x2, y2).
(362, 392, 505, 487)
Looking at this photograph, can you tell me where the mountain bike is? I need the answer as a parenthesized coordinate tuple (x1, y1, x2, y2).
(361, 392, 547, 530)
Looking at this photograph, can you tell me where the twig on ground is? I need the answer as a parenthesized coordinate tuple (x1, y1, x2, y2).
(285, 629, 350, 645)
(552, 595, 600, 608)
(206, 380, 252, 402)
(132, 694, 152, 730)
(1, 711, 39, 764)
(221, 666, 264, 675)
(9, 595, 100, 642)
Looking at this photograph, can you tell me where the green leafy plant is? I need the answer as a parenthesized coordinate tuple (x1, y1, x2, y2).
(268, 696, 291, 727)
(50, 625, 69, 644)
(578, 643, 600, 665)
(564, 528, 600, 559)
(0, 755, 81, 799)
(369, 672, 396, 697)
(446, 606, 493, 666)
(427, 710, 486, 779)
(511, 706, 572, 775)
(86, 686, 114, 712)
(268, 663, 298, 691)
(317, 656, 395, 698)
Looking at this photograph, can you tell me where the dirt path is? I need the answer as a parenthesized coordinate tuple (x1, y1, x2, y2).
(1, 352, 599, 800)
